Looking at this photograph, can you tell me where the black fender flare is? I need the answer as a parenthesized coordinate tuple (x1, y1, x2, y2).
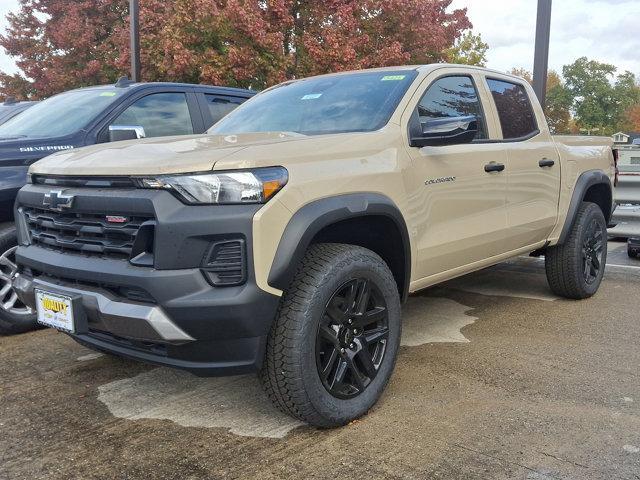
(267, 193, 412, 301)
(558, 170, 613, 245)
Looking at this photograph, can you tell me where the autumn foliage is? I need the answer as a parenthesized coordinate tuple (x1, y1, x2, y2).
(0, 0, 472, 99)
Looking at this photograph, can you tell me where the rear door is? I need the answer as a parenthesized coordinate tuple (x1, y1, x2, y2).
(483, 76, 561, 251)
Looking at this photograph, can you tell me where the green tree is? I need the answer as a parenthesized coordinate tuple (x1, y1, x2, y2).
(446, 31, 488, 66)
(562, 57, 639, 135)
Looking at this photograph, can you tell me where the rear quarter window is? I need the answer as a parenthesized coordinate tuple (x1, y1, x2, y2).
(486, 79, 538, 140)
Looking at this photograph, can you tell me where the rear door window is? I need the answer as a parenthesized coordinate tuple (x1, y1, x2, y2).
(416, 76, 487, 140)
(111, 92, 194, 138)
(486, 79, 538, 140)
(204, 95, 246, 128)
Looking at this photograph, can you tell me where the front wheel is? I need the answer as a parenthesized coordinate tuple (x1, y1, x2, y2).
(0, 226, 37, 335)
(261, 243, 401, 427)
(545, 202, 607, 299)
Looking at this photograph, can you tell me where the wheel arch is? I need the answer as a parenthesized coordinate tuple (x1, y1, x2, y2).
(267, 193, 411, 302)
(558, 170, 613, 245)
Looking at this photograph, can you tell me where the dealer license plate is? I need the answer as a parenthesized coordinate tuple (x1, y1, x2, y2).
(35, 289, 75, 333)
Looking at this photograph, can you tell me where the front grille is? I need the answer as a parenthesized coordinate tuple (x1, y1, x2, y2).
(22, 207, 154, 260)
(26, 267, 156, 304)
(31, 175, 136, 188)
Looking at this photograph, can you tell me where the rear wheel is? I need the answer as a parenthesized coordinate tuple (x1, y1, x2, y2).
(545, 202, 607, 299)
(261, 243, 401, 427)
(0, 226, 37, 335)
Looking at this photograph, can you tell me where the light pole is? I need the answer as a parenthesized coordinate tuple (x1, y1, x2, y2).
(130, 0, 141, 82)
(532, 0, 552, 106)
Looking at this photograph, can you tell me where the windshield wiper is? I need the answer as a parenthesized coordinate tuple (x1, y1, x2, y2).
(0, 135, 28, 140)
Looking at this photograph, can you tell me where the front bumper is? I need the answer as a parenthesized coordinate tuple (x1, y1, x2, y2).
(14, 183, 281, 376)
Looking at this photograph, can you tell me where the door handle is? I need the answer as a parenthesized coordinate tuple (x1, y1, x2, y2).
(539, 158, 555, 168)
(484, 162, 505, 173)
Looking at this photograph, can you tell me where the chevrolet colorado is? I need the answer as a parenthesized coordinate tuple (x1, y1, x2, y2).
(0, 79, 253, 333)
(13, 65, 615, 427)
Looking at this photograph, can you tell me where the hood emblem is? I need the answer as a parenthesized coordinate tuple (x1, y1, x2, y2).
(43, 190, 74, 211)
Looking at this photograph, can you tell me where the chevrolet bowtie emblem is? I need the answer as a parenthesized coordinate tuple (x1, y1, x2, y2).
(43, 190, 74, 211)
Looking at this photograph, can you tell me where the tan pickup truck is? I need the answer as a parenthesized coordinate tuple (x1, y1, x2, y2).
(12, 65, 615, 427)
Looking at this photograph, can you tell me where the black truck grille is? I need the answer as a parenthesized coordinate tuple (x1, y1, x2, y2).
(22, 207, 153, 260)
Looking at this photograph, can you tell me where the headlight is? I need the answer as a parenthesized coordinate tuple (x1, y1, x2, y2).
(136, 167, 288, 205)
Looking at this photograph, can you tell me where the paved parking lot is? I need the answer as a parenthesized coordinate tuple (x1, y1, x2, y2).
(1, 243, 639, 480)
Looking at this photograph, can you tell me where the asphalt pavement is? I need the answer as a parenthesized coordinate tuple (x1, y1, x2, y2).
(1, 241, 639, 480)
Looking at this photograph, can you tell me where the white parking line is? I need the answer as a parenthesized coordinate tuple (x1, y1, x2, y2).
(607, 263, 640, 270)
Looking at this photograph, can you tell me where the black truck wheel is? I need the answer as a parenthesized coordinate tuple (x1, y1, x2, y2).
(0, 226, 37, 335)
(261, 243, 401, 428)
(545, 202, 607, 299)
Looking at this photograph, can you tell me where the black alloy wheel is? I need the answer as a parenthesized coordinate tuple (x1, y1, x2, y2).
(582, 218, 604, 285)
(316, 278, 389, 399)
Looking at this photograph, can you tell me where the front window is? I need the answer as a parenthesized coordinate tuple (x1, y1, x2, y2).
(416, 76, 488, 140)
(0, 88, 126, 138)
(210, 70, 418, 136)
(110, 92, 194, 138)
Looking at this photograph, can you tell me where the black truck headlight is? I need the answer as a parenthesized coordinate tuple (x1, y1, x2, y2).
(136, 167, 288, 205)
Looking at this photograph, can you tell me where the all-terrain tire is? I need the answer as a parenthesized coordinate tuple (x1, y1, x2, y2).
(545, 202, 607, 299)
(0, 225, 38, 335)
(260, 243, 402, 428)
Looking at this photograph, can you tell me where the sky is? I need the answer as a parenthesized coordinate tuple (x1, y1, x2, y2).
(450, 0, 640, 77)
(1, 0, 639, 79)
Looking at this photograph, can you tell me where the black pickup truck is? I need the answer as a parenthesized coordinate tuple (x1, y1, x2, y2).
(0, 79, 253, 334)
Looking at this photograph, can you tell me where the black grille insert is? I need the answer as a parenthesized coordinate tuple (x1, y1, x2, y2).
(202, 239, 246, 286)
(23, 207, 154, 260)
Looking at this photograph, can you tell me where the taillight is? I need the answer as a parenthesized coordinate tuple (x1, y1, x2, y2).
(613, 149, 619, 187)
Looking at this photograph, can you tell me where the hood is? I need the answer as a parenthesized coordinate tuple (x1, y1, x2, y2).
(29, 132, 315, 176)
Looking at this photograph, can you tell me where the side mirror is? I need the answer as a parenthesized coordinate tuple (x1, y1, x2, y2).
(109, 125, 146, 142)
(409, 115, 478, 147)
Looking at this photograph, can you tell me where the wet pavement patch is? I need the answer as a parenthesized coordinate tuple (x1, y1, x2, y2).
(97, 368, 303, 439)
(401, 297, 478, 346)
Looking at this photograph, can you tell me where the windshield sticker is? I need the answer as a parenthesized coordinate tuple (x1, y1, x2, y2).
(99, 92, 117, 97)
(381, 75, 406, 81)
(301, 93, 323, 100)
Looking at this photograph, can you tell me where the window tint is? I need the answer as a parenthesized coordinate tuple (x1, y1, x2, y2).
(204, 95, 246, 127)
(112, 92, 193, 138)
(416, 76, 487, 140)
(486, 79, 537, 139)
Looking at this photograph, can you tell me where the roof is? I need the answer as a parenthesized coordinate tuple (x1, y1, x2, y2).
(65, 82, 254, 97)
(613, 131, 640, 144)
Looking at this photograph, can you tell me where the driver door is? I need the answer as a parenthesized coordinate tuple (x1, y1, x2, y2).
(402, 69, 510, 282)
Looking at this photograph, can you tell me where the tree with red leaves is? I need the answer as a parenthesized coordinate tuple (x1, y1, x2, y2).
(1, 0, 472, 99)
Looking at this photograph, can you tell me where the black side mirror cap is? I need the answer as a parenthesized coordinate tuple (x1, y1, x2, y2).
(409, 114, 478, 147)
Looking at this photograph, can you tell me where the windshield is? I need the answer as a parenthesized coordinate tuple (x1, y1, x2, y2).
(210, 70, 418, 135)
(0, 88, 126, 138)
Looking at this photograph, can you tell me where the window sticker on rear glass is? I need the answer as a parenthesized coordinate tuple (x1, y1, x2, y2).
(100, 92, 117, 97)
(301, 93, 323, 100)
(381, 75, 406, 81)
